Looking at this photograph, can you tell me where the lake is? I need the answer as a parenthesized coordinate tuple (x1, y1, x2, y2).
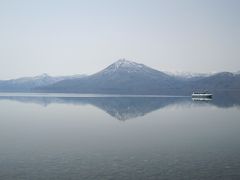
(0, 92, 240, 180)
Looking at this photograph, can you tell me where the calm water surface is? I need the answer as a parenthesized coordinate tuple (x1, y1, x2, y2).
(0, 93, 240, 180)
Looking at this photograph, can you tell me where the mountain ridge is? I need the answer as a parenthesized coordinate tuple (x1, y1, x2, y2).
(37, 59, 184, 94)
(0, 73, 85, 92)
(0, 59, 240, 94)
(36, 59, 240, 95)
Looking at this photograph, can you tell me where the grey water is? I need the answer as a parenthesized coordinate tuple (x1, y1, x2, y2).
(0, 93, 240, 180)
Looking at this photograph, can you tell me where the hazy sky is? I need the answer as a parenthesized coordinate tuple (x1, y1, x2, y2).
(0, 0, 239, 79)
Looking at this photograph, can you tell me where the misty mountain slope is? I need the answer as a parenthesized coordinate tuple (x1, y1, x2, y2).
(38, 59, 186, 94)
(0, 74, 85, 92)
(189, 72, 240, 91)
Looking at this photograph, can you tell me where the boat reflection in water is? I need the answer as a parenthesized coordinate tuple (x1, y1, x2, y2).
(192, 97, 212, 101)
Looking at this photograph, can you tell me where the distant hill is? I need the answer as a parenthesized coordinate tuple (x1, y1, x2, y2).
(0, 59, 240, 95)
(189, 72, 240, 91)
(0, 73, 85, 92)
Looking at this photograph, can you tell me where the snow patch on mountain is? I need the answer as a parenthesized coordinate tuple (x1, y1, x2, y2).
(100, 59, 146, 74)
(234, 71, 240, 75)
(164, 71, 214, 79)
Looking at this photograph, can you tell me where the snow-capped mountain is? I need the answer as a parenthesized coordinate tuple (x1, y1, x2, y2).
(93, 59, 172, 80)
(37, 59, 183, 94)
(100, 59, 147, 74)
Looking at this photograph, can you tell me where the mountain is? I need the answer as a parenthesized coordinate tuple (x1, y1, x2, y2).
(37, 59, 186, 94)
(0, 73, 85, 92)
(188, 72, 240, 91)
(1, 59, 240, 94)
(37, 59, 240, 95)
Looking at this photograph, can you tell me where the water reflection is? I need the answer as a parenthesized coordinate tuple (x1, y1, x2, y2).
(0, 93, 240, 180)
(0, 92, 239, 120)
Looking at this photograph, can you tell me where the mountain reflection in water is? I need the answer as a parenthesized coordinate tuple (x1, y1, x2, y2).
(0, 92, 239, 120)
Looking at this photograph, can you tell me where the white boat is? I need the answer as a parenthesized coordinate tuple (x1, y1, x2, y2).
(192, 92, 213, 99)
